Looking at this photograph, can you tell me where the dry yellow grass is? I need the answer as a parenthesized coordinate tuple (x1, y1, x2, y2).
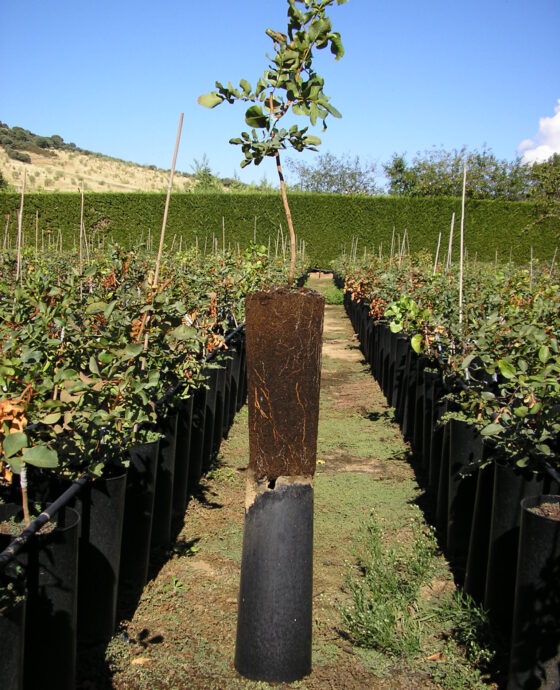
(0, 147, 197, 193)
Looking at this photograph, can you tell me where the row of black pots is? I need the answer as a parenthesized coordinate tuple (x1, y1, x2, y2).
(0, 333, 248, 690)
(345, 294, 560, 689)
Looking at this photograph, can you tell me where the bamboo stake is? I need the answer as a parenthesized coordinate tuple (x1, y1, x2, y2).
(268, 235, 271, 258)
(35, 210, 39, 257)
(390, 227, 395, 261)
(550, 247, 558, 276)
(433, 231, 442, 275)
(2, 215, 9, 251)
(15, 170, 26, 283)
(154, 114, 183, 287)
(222, 216, 225, 253)
(458, 164, 467, 325)
(447, 212, 456, 269)
(379, 241, 382, 259)
(254, 216, 257, 244)
(530, 246, 534, 289)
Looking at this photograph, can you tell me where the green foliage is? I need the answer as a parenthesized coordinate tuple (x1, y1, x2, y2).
(0, 192, 557, 267)
(342, 510, 436, 656)
(383, 146, 533, 200)
(6, 148, 31, 164)
(190, 154, 223, 193)
(198, 0, 347, 170)
(287, 151, 380, 194)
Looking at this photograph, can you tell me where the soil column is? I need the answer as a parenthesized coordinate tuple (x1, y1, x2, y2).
(235, 287, 324, 683)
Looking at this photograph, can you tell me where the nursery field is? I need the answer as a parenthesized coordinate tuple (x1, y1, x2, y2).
(2, 240, 559, 690)
(89, 273, 497, 690)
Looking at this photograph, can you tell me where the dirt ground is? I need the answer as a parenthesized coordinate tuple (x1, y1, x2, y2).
(78, 273, 481, 689)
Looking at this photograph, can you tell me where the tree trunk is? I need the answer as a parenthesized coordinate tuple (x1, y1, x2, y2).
(275, 150, 296, 286)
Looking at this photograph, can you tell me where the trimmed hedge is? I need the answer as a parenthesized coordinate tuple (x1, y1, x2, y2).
(0, 192, 557, 267)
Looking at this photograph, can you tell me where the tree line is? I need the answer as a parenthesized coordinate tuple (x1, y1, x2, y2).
(287, 147, 560, 204)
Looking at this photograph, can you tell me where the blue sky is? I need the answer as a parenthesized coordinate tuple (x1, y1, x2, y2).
(1, 0, 559, 186)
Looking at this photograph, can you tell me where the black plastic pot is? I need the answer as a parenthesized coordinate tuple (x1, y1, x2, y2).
(151, 412, 178, 551)
(202, 367, 219, 472)
(222, 352, 233, 438)
(428, 397, 447, 500)
(24, 505, 80, 690)
(402, 347, 419, 440)
(412, 356, 430, 459)
(235, 482, 314, 682)
(463, 459, 495, 603)
(0, 504, 27, 690)
(118, 439, 159, 615)
(0, 596, 25, 690)
(435, 421, 450, 540)
(172, 397, 194, 531)
(508, 495, 560, 690)
(484, 462, 545, 640)
(392, 335, 409, 413)
(422, 368, 440, 473)
(228, 342, 242, 428)
(188, 385, 207, 487)
(212, 364, 227, 456)
(446, 419, 482, 578)
(77, 471, 127, 646)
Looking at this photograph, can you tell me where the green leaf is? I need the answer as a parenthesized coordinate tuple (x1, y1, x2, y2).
(197, 92, 223, 108)
(538, 345, 551, 364)
(21, 445, 59, 469)
(104, 300, 118, 320)
(40, 412, 62, 425)
(410, 333, 423, 354)
(329, 32, 345, 60)
(169, 325, 198, 341)
(239, 79, 252, 94)
(481, 423, 504, 437)
(304, 135, 322, 147)
(2, 432, 28, 458)
(244, 105, 268, 129)
(497, 359, 516, 379)
(89, 356, 100, 375)
(86, 301, 108, 314)
(513, 406, 529, 418)
(125, 343, 144, 358)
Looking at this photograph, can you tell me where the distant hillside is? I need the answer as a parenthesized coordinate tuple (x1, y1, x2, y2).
(0, 122, 235, 193)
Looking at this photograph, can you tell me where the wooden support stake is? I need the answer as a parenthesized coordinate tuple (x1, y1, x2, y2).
(15, 170, 26, 283)
(433, 231, 442, 275)
(458, 165, 467, 325)
(154, 113, 184, 288)
(447, 212, 456, 270)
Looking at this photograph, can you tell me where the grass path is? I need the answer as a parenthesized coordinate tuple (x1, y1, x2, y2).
(95, 274, 489, 690)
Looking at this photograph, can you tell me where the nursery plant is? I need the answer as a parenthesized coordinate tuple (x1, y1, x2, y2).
(198, 0, 347, 285)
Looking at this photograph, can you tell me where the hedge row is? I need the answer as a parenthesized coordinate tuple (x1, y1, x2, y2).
(1, 192, 557, 267)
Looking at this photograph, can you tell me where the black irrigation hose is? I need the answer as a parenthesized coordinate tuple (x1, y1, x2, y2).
(0, 323, 247, 570)
(0, 473, 90, 568)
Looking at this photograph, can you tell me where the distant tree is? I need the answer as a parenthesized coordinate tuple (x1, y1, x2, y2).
(0, 170, 7, 190)
(530, 153, 560, 203)
(383, 146, 532, 200)
(528, 153, 560, 222)
(50, 135, 64, 148)
(191, 154, 223, 192)
(287, 151, 380, 194)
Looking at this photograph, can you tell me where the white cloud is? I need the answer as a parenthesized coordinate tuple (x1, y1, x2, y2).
(518, 99, 560, 164)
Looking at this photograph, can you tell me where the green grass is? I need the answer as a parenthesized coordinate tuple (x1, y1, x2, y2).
(342, 511, 499, 689)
